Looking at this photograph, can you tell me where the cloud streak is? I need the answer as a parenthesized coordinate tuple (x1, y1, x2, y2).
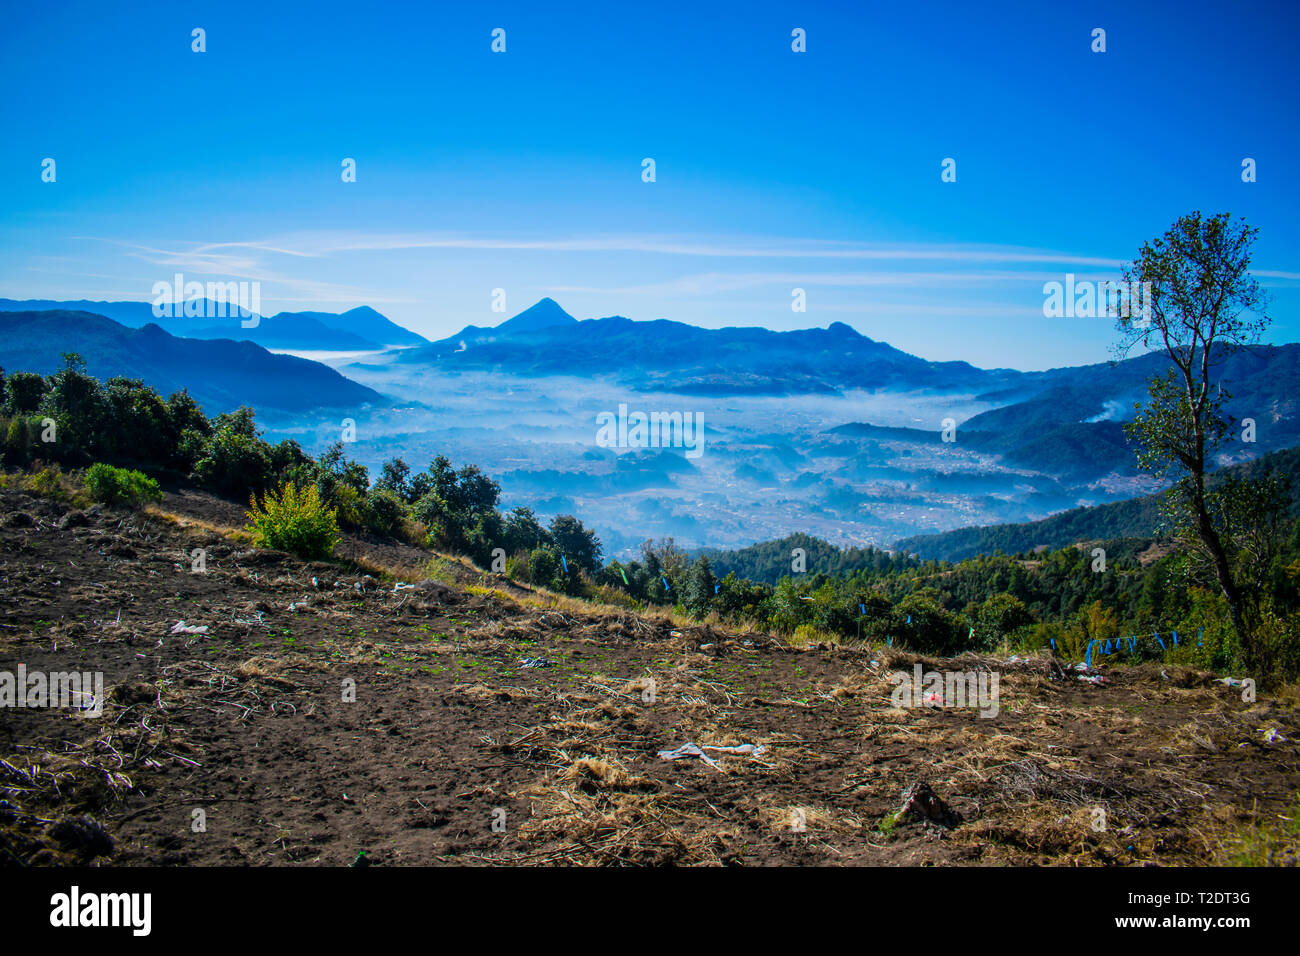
(95, 231, 1127, 267)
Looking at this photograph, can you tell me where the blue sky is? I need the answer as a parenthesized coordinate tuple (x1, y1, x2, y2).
(2, 0, 1297, 370)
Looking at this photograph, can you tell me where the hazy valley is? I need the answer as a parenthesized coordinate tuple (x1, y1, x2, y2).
(7, 296, 1296, 560)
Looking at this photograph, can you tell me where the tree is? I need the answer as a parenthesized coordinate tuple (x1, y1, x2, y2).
(503, 506, 551, 555)
(194, 406, 272, 496)
(527, 547, 563, 592)
(973, 592, 1035, 650)
(2, 372, 47, 415)
(453, 464, 500, 516)
(896, 590, 966, 656)
(1115, 211, 1280, 673)
(549, 514, 602, 575)
(103, 377, 171, 466)
(42, 354, 106, 456)
(375, 458, 412, 501)
(318, 441, 369, 494)
(640, 537, 688, 580)
(681, 556, 716, 614)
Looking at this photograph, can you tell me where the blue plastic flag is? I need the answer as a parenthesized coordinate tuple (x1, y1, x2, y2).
(662, 576, 669, 591)
(1050, 638, 1056, 650)
(1172, 630, 1178, 647)
(1198, 628, 1203, 647)
(1155, 631, 1165, 650)
(714, 583, 720, 593)
(906, 615, 911, 625)
(859, 604, 866, 615)
(887, 635, 893, 647)
(560, 554, 568, 574)
(1086, 641, 1094, 669)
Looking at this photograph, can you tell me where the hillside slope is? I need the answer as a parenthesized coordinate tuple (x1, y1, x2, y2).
(1, 482, 1295, 866)
(894, 446, 1300, 561)
(0, 299, 428, 350)
(0, 310, 385, 413)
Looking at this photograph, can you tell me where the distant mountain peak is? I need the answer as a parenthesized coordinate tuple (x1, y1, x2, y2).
(0, 297, 427, 348)
(497, 297, 577, 333)
(0, 309, 383, 413)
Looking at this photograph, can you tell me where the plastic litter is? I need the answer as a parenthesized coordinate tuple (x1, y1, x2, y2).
(518, 657, 554, 668)
(657, 741, 768, 770)
(1077, 674, 1108, 685)
(169, 621, 209, 635)
(658, 743, 720, 769)
(1218, 677, 1246, 688)
(703, 743, 767, 757)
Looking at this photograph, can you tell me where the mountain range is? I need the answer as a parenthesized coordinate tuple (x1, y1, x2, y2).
(395, 299, 1300, 468)
(0, 299, 427, 351)
(395, 297, 1006, 394)
(0, 310, 383, 413)
(4, 296, 1300, 545)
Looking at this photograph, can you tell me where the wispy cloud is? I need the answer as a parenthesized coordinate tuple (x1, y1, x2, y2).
(74, 238, 413, 304)
(541, 270, 1114, 297)
(68, 231, 1130, 305)
(59, 231, 1295, 317)
(92, 231, 1125, 266)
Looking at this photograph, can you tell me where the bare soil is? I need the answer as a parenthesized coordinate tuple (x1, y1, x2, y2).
(2, 486, 1298, 866)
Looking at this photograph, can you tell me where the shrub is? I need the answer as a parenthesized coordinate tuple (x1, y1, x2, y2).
(528, 547, 563, 591)
(327, 482, 367, 529)
(245, 481, 340, 559)
(2, 415, 40, 467)
(793, 623, 828, 646)
(14, 464, 90, 505)
(895, 593, 968, 656)
(505, 551, 529, 582)
(590, 582, 639, 609)
(84, 462, 163, 507)
(2, 372, 47, 415)
(194, 408, 272, 497)
(411, 492, 449, 540)
(365, 488, 406, 537)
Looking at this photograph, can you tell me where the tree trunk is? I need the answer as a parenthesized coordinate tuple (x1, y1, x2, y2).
(1191, 481, 1253, 673)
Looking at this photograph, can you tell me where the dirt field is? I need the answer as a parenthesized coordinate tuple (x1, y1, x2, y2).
(2, 485, 1298, 866)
